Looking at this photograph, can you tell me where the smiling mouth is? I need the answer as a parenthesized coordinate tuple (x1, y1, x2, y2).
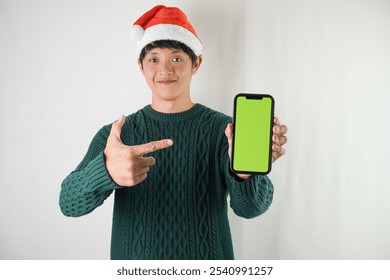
(157, 80, 177, 85)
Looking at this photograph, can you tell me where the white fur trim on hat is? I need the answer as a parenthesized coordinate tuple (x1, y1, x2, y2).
(136, 24, 203, 56)
(130, 25, 145, 41)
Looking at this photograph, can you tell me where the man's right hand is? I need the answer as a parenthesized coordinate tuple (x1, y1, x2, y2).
(104, 115, 174, 187)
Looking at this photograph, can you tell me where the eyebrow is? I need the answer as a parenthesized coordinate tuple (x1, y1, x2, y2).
(170, 49, 183, 54)
(148, 49, 184, 55)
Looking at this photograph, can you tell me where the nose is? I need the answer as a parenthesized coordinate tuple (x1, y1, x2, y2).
(158, 61, 173, 76)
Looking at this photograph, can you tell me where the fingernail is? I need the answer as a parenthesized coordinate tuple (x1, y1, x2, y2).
(167, 139, 174, 146)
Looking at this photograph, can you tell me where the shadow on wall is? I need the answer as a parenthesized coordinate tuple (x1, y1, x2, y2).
(187, 4, 249, 114)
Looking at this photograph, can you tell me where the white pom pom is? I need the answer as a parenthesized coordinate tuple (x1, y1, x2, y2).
(129, 25, 144, 41)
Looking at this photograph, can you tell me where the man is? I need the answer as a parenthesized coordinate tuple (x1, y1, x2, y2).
(60, 5, 288, 260)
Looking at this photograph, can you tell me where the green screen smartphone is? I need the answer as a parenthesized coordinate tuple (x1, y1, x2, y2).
(231, 93, 274, 174)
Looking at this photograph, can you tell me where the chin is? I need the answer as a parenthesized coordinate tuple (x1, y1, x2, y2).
(154, 90, 182, 101)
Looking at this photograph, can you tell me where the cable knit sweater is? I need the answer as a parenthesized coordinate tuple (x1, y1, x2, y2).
(59, 104, 274, 260)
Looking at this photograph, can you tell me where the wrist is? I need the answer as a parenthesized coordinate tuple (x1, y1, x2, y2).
(234, 172, 252, 181)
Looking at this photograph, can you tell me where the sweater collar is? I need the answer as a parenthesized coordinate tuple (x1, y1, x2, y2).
(142, 103, 205, 122)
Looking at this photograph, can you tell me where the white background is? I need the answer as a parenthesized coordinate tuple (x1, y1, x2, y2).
(1, 0, 389, 259)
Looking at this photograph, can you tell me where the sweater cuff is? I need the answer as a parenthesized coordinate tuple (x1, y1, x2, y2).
(229, 174, 273, 201)
(85, 151, 121, 192)
(227, 165, 270, 197)
(225, 161, 274, 215)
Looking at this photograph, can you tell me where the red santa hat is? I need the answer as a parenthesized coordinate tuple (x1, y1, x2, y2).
(130, 5, 202, 56)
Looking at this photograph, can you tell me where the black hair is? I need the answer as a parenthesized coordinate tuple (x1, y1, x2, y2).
(139, 40, 198, 67)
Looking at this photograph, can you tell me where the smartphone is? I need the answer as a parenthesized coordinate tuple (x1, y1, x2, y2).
(231, 93, 274, 175)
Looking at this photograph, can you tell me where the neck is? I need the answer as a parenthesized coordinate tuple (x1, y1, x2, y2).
(151, 96, 195, 114)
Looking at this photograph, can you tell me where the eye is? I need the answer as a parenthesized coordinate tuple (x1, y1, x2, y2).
(172, 57, 183, 62)
(148, 58, 158, 63)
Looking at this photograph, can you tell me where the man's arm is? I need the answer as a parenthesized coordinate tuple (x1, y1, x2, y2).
(225, 169, 274, 219)
(59, 126, 119, 217)
(60, 116, 174, 217)
(222, 117, 287, 218)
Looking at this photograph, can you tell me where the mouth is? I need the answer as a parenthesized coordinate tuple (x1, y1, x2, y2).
(157, 80, 177, 85)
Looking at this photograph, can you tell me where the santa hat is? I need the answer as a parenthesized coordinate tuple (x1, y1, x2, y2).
(130, 5, 202, 56)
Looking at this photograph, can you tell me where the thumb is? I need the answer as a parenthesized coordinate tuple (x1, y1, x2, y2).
(224, 123, 233, 139)
(108, 115, 126, 144)
(225, 123, 233, 158)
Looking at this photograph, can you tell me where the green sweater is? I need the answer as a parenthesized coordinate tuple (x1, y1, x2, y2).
(60, 104, 274, 259)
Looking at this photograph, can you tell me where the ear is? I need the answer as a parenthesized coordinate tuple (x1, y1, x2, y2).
(192, 56, 202, 75)
(138, 59, 144, 75)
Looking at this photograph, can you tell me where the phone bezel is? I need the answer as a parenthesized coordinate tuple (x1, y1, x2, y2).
(231, 93, 275, 175)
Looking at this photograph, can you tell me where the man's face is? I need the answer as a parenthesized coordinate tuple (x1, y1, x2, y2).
(139, 48, 201, 104)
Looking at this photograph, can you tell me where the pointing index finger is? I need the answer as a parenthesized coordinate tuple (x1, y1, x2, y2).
(134, 139, 174, 156)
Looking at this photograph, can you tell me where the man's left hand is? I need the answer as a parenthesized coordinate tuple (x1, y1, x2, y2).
(225, 117, 288, 180)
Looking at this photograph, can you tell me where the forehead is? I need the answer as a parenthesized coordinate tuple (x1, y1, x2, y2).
(145, 48, 186, 56)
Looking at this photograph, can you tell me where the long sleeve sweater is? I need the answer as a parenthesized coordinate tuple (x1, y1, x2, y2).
(59, 104, 274, 260)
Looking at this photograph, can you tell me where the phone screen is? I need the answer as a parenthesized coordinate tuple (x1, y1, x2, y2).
(231, 94, 274, 174)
